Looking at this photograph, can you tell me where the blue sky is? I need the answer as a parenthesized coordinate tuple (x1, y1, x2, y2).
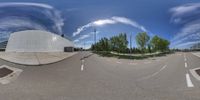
(0, 0, 200, 49)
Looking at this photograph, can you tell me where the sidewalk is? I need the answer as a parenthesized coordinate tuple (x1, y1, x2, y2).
(0, 52, 77, 65)
(191, 52, 200, 58)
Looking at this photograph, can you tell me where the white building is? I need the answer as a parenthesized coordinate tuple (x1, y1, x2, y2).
(5, 30, 74, 52)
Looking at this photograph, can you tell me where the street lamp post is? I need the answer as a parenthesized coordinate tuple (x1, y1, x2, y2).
(93, 28, 97, 52)
(94, 28, 97, 44)
(130, 34, 132, 54)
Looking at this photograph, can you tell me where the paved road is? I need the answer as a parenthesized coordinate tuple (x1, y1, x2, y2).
(0, 51, 200, 100)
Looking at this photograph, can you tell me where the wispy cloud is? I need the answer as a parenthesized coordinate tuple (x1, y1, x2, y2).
(0, 2, 53, 9)
(175, 41, 200, 49)
(0, 2, 64, 42)
(0, 2, 64, 34)
(73, 31, 99, 43)
(72, 16, 147, 37)
(170, 3, 200, 48)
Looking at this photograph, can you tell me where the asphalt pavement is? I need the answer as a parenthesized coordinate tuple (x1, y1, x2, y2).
(0, 51, 200, 100)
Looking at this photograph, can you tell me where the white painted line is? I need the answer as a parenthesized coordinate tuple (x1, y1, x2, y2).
(150, 65, 167, 77)
(139, 65, 167, 80)
(81, 59, 84, 71)
(186, 73, 194, 87)
(129, 62, 137, 65)
(144, 61, 151, 64)
(117, 61, 122, 64)
(190, 68, 200, 81)
(183, 53, 187, 61)
(191, 52, 200, 58)
(185, 62, 188, 68)
(81, 64, 84, 71)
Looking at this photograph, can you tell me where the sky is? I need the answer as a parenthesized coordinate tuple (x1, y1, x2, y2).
(0, 0, 200, 49)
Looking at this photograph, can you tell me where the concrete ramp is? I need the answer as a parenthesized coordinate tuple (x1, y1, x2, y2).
(0, 52, 77, 65)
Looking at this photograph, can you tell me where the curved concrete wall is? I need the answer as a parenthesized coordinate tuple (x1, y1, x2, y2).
(6, 30, 74, 52)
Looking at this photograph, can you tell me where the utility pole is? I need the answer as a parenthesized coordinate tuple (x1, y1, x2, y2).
(130, 34, 132, 54)
(84, 41, 86, 51)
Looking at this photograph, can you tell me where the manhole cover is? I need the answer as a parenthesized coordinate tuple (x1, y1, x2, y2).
(0, 67, 13, 78)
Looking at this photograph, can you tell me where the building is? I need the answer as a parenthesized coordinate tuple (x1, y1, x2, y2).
(190, 43, 200, 50)
(0, 41, 7, 51)
(5, 30, 74, 52)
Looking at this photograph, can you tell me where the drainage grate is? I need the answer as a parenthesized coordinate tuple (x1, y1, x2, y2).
(0, 67, 13, 78)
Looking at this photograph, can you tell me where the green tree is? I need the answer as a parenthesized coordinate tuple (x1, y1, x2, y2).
(150, 35, 160, 52)
(160, 39, 170, 52)
(150, 35, 170, 52)
(110, 33, 128, 53)
(110, 36, 118, 52)
(135, 32, 150, 53)
(98, 37, 110, 51)
(118, 33, 128, 53)
(147, 43, 152, 53)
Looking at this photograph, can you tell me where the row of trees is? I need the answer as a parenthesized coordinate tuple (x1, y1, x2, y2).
(135, 32, 170, 53)
(91, 32, 170, 54)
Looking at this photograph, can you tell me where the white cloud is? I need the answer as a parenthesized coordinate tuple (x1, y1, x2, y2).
(170, 3, 200, 17)
(0, 2, 64, 34)
(0, 2, 53, 9)
(171, 23, 200, 42)
(111, 16, 147, 32)
(175, 41, 200, 49)
(73, 39, 79, 43)
(170, 3, 200, 24)
(79, 34, 90, 40)
(170, 3, 200, 48)
(73, 31, 99, 43)
(170, 23, 200, 48)
(93, 19, 116, 26)
(72, 16, 147, 37)
(0, 17, 46, 30)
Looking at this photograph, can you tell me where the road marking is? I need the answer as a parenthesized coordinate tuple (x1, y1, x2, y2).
(186, 73, 194, 87)
(129, 62, 137, 65)
(185, 62, 188, 68)
(81, 64, 84, 71)
(81, 59, 84, 71)
(150, 65, 167, 77)
(184, 54, 187, 61)
(117, 61, 122, 64)
(139, 65, 167, 80)
(144, 61, 151, 64)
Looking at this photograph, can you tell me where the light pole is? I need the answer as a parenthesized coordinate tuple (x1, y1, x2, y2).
(84, 41, 86, 51)
(94, 28, 97, 44)
(130, 34, 132, 54)
(93, 28, 97, 52)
